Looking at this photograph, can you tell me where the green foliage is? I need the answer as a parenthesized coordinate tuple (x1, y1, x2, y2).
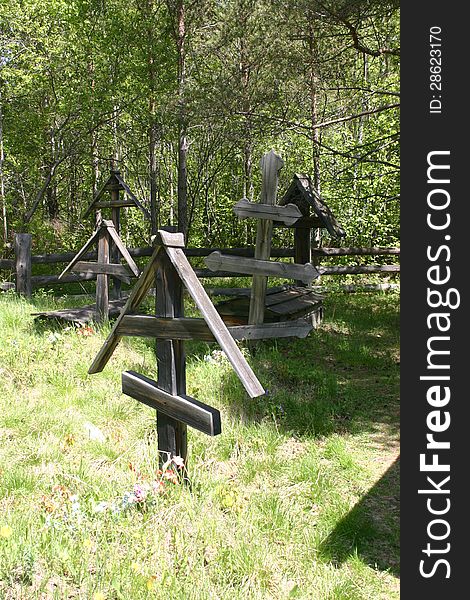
(0, 0, 399, 254)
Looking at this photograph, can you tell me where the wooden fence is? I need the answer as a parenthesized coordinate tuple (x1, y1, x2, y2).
(1, 233, 400, 296)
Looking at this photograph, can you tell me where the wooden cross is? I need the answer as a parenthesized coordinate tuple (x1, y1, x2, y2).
(58, 219, 140, 323)
(203, 150, 321, 331)
(88, 229, 265, 466)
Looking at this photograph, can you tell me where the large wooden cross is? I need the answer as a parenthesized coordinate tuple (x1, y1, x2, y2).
(88, 229, 265, 466)
(204, 150, 321, 328)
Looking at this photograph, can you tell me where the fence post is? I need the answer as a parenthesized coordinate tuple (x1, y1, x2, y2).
(14, 233, 32, 297)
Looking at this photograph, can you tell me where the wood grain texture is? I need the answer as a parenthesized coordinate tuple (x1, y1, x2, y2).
(122, 371, 221, 436)
(205, 251, 320, 285)
(95, 229, 109, 323)
(88, 245, 163, 374)
(117, 315, 215, 341)
(249, 150, 284, 326)
(233, 199, 302, 225)
(279, 174, 346, 238)
(163, 244, 265, 398)
(228, 319, 312, 340)
(72, 261, 132, 280)
(103, 220, 140, 277)
(155, 248, 188, 463)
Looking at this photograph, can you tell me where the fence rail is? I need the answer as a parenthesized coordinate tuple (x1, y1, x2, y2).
(1, 233, 400, 296)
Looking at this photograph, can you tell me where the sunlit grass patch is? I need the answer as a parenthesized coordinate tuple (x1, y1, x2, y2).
(0, 290, 399, 598)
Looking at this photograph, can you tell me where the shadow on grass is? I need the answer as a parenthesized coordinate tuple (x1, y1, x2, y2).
(199, 292, 400, 441)
(319, 456, 400, 576)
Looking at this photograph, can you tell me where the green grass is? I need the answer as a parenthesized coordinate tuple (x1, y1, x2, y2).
(0, 289, 399, 599)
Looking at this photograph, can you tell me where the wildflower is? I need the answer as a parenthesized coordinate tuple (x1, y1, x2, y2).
(93, 593, 106, 600)
(131, 562, 142, 574)
(0, 525, 13, 539)
(171, 455, 185, 469)
(152, 480, 165, 494)
(63, 433, 76, 447)
(83, 538, 93, 549)
(162, 469, 178, 484)
(52, 485, 71, 500)
(77, 326, 94, 337)
(47, 332, 61, 345)
(146, 576, 157, 591)
(93, 501, 109, 514)
(133, 484, 148, 503)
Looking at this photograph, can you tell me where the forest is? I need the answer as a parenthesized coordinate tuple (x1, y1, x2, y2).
(0, 0, 399, 256)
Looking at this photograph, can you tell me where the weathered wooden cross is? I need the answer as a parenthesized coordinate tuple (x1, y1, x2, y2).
(60, 170, 149, 323)
(88, 229, 265, 466)
(204, 150, 321, 330)
(59, 218, 140, 323)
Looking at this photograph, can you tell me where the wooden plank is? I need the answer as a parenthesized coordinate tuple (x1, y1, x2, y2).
(32, 297, 127, 324)
(0, 258, 14, 269)
(273, 217, 323, 229)
(72, 262, 131, 284)
(96, 229, 110, 323)
(103, 220, 140, 277)
(114, 172, 151, 220)
(24, 246, 295, 266)
(228, 320, 312, 340)
(82, 172, 120, 217)
(88, 245, 164, 374)
(233, 199, 302, 225)
(122, 371, 221, 436)
(206, 285, 288, 298)
(311, 247, 400, 257)
(294, 227, 311, 286)
(58, 227, 102, 279)
(263, 287, 319, 307)
(249, 150, 284, 326)
(110, 203, 122, 300)
(279, 174, 346, 238)
(115, 314, 312, 341)
(317, 265, 400, 275)
(152, 230, 185, 248)
(267, 295, 323, 316)
(117, 315, 215, 341)
(205, 252, 320, 285)
(14, 233, 32, 297)
(32, 272, 98, 286)
(93, 200, 136, 209)
(162, 243, 265, 398)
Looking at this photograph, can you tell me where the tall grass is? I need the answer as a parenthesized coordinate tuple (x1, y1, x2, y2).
(0, 290, 399, 599)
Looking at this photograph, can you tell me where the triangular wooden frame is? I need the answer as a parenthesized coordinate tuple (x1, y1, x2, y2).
(88, 230, 265, 399)
(82, 171, 150, 220)
(58, 220, 140, 281)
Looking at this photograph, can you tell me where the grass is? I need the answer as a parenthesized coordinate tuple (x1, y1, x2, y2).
(0, 288, 399, 599)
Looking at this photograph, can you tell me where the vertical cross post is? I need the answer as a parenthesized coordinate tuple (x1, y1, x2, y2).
(294, 223, 311, 287)
(248, 150, 284, 326)
(155, 238, 187, 467)
(96, 227, 109, 323)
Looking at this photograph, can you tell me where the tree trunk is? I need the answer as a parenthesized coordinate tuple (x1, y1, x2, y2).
(176, 0, 188, 239)
(0, 88, 7, 244)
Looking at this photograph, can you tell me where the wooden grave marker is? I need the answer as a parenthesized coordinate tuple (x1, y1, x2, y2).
(203, 149, 321, 338)
(88, 229, 265, 467)
(59, 218, 140, 323)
